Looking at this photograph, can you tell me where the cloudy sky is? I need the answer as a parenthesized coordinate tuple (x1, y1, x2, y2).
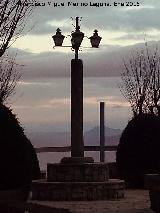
(7, 0, 160, 133)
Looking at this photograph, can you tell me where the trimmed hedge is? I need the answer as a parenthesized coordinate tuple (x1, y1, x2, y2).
(116, 114, 160, 188)
(0, 103, 40, 196)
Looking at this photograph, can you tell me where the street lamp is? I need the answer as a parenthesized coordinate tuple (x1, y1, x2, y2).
(52, 17, 102, 58)
(52, 17, 102, 164)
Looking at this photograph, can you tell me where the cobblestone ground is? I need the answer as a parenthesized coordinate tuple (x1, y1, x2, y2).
(30, 190, 155, 213)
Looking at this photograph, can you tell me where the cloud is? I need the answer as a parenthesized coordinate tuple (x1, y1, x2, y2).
(16, 50, 121, 79)
(14, 77, 127, 109)
(113, 32, 160, 41)
(24, 0, 160, 37)
(12, 40, 160, 80)
(29, 21, 72, 35)
(11, 77, 130, 132)
(12, 0, 160, 54)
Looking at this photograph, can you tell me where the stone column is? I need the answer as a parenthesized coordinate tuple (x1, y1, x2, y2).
(100, 102, 105, 162)
(71, 59, 84, 157)
(61, 59, 94, 164)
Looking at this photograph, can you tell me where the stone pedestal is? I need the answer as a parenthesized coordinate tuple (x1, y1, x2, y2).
(32, 161, 125, 201)
(47, 162, 109, 182)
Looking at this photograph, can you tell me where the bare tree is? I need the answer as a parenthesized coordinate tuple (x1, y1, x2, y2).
(0, 0, 34, 103)
(0, 0, 33, 57)
(145, 46, 160, 116)
(0, 55, 21, 103)
(120, 43, 160, 117)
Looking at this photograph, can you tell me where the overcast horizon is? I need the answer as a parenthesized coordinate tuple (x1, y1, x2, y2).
(4, 0, 160, 133)
(11, 77, 131, 133)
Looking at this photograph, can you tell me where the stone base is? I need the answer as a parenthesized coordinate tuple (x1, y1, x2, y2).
(32, 179, 125, 201)
(47, 162, 109, 182)
(32, 161, 125, 201)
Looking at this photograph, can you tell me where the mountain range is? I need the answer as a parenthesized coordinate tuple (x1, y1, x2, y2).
(27, 126, 122, 148)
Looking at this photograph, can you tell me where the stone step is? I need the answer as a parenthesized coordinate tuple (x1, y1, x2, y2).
(32, 179, 125, 201)
(47, 162, 109, 182)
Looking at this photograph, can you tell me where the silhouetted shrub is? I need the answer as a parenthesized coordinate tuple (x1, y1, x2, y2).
(116, 114, 160, 188)
(0, 103, 40, 199)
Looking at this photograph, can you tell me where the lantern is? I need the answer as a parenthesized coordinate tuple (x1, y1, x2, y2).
(71, 26, 84, 49)
(52, 28, 65, 46)
(89, 29, 102, 48)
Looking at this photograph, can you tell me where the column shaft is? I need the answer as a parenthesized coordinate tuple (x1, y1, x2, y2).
(71, 59, 84, 157)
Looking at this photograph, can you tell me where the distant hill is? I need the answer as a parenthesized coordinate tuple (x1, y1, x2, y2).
(27, 126, 122, 148)
(84, 126, 122, 146)
(86, 126, 122, 137)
